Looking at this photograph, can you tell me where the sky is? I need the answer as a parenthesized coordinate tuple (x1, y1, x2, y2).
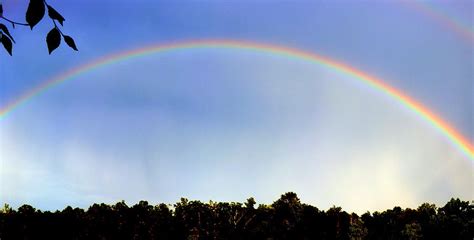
(0, 0, 473, 213)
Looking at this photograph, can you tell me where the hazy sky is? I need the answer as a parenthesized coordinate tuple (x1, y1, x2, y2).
(0, 0, 472, 213)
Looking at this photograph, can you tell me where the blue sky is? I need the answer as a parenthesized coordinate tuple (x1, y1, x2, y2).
(0, 0, 472, 213)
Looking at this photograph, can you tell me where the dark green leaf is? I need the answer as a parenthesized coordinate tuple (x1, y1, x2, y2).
(1, 33, 13, 55)
(26, 0, 45, 29)
(0, 24, 15, 43)
(63, 35, 78, 51)
(47, 5, 65, 26)
(46, 28, 61, 54)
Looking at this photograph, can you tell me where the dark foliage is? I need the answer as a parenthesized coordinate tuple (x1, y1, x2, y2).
(0, 193, 472, 240)
(0, 0, 77, 55)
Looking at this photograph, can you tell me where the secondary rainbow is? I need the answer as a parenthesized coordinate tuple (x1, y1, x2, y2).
(0, 39, 473, 160)
(405, 0, 474, 43)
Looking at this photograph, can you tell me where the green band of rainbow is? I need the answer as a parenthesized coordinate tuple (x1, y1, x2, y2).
(1, 39, 473, 160)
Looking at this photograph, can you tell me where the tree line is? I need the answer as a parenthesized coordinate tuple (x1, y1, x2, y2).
(0, 192, 472, 239)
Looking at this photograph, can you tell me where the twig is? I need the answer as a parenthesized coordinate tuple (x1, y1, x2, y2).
(1, 16, 29, 26)
(51, 19, 63, 36)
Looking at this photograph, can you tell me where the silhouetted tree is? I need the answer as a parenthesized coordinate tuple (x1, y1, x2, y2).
(271, 192, 304, 239)
(401, 222, 422, 240)
(437, 198, 474, 239)
(348, 213, 368, 240)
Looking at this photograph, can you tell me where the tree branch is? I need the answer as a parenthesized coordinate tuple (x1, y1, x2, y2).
(1, 16, 29, 26)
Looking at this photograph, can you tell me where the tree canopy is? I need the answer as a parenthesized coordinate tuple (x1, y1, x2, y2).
(1, 193, 473, 239)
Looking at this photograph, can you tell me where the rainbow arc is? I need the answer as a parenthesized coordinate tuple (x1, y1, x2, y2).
(0, 40, 472, 160)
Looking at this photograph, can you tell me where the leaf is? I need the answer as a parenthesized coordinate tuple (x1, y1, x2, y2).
(46, 28, 61, 54)
(47, 5, 65, 26)
(1, 33, 13, 55)
(63, 35, 78, 51)
(0, 24, 15, 43)
(26, 0, 45, 29)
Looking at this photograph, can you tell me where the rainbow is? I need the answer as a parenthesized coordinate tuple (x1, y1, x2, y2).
(404, 0, 474, 43)
(0, 39, 473, 160)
